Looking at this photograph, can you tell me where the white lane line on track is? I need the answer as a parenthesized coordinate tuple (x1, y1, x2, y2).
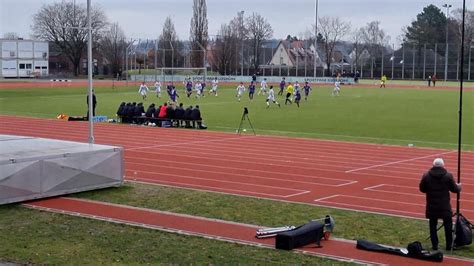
(314, 194, 342, 202)
(125, 136, 243, 151)
(345, 151, 456, 173)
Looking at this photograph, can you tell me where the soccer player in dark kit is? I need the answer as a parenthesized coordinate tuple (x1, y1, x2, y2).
(248, 81, 256, 100)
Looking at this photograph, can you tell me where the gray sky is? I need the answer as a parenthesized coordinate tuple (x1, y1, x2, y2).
(1, 0, 473, 47)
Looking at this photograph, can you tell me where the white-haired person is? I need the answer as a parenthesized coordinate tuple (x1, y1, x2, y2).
(138, 82, 149, 100)
(419, 158, 462, 251)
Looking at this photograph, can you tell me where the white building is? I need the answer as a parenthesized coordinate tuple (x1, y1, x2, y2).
(0, 39, 49, 78)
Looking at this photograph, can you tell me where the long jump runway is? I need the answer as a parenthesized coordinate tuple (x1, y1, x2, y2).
(1, 115, 473, 220)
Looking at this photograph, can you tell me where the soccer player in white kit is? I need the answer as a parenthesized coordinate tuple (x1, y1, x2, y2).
(195, 81, 202, 99)
(138, 82, 149, 100)
(210, 77, 218, 96)
(266, 85, 280, 108)
(154, 80, 162, 98)
(236, 82, 246, 102)
(258, 78, 268, 95)
(332, 80, 341, 96)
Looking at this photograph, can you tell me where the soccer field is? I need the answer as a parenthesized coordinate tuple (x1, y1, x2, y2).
(0, 81, 472, 150)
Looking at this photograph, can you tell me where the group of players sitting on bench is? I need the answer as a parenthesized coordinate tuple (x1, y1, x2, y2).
(116, 101, 206, 129)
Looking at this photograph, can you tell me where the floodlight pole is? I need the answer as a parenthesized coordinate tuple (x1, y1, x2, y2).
(452, 0, 466, 254)
(314, 0, 318, 77)
(443, 4, 452, 81)
(240, 11, 245, 76)
(87, 0, 94, 144)
(456, 0, 466, 221)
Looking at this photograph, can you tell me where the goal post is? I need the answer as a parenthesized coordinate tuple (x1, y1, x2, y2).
(156, 67, 207, 83)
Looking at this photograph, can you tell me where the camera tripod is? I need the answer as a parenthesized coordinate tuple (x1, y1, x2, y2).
(237, 107, 256, 135)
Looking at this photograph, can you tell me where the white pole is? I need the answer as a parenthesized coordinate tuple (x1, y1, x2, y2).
(87, 0, 94, 144)
(443, 4, 452, 81)
(313, 0, 318, 77)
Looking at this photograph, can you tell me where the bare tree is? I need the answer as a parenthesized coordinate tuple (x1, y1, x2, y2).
(189, 0, 208, 68)
(3, 32, 20, 39)
(350, 28, 366, 72)
(211, 23, 238, 75)
(361, 21, 389, 77)
(452, 9, 474, 49)
(318, 16, 351, 76)
(159, 16, 181, 68)
(99, 22, 126, 76)
(229, 11, 247, 74)
(32, 1, 107, 76)
(246, 12, 273, 72)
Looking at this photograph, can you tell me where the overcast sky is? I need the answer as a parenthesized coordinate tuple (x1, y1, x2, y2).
(1, 0, 473, 47)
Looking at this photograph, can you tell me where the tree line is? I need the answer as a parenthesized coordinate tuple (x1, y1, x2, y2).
(9, 1, 472, 77)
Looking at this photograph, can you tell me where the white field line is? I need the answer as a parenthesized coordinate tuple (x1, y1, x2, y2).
(345, 151, 456, 173)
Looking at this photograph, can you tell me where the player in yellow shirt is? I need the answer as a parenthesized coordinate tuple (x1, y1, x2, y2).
(380, 74, 387, 88)
(285, 83, 294, 105)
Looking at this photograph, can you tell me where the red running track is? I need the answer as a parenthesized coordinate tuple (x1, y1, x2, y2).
(1, 115, 473, 220)
(25, 197, 474, 266)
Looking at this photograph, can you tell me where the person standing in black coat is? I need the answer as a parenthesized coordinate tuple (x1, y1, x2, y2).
(419, 158, 461, 251)
(86, 90, 97, 118)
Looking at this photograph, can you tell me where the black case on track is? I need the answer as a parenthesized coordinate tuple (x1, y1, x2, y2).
(275, 221, 324, 250)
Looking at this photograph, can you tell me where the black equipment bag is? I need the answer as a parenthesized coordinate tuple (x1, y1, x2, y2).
(455, 213, 472, 247)
(356, 240, 443, 262)
(275, 221, 324, 250)
(68, 116, 87, 121)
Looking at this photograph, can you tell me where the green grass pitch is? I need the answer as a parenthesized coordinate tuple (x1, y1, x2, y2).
(0, 82, 472, 150)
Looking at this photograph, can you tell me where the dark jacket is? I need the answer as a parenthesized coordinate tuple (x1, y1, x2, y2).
(127, 103, 136, 118)
(134, 103, 145, 116)
(191, 108, 202, 120)
(419, 167, 460, 219)
(166, 106, 175, 119)
(116, 102, 126, 116)
(145, 104, 156, 117)
(175, 106, 185, 119)
(87, 93, 97, 107)
(184, 107, 193, 120)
